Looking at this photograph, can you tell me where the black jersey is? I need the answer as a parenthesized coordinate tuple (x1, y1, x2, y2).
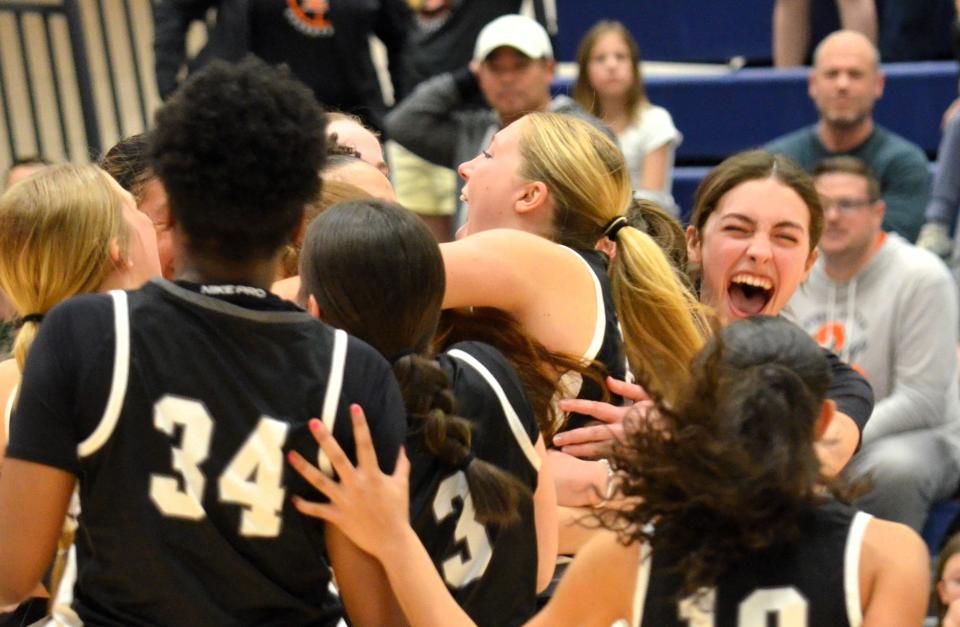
(6, 279, 406, 626)
(630, 500, 871, 627)
(562, 248, 626, 431)
(407, 341, 541, 627)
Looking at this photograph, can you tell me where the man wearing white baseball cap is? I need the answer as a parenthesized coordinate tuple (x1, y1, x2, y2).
(386, 12, 611, 237)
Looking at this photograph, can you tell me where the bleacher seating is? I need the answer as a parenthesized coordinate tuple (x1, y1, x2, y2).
(556, 61, 957, 221)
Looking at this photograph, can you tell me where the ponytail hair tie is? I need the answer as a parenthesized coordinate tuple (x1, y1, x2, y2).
(603, 216, 629, 242)
(21, 313, 44, 325)
(454, 452, 475, 472)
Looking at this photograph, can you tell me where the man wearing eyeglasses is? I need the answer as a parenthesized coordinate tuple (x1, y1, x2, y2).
(765, 30, 930, 243)
(787, 155, 960, 534)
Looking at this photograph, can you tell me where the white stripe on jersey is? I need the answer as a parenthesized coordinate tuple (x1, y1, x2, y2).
(79, 290, 131, 457)
(631, 542, 652, 627)
(4, 383, 17, 444)
(844, 511, 872, 627)
(561, 246, 607, 362)
(318, 329, 348, 476)
(446, 348, 540, 471)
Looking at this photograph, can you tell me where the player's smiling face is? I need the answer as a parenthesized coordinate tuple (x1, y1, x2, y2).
(687, 177, 818, 324)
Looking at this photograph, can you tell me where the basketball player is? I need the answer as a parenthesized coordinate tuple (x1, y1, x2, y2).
(0, 57, 406, 626)
(289, 316, 929, 626)
(297, 198, 556, 626)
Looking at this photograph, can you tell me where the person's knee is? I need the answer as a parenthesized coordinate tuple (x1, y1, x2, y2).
(852, 438, 931, 493)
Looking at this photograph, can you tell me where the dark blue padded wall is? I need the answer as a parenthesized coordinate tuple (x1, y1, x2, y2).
(644, 62, 958, 163)
(553, 0, 775, 63)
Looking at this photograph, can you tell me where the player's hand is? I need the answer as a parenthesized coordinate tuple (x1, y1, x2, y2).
(288, 404, 411, 558)
(553, 377, 654, 459)
(548, 450, 610, 507)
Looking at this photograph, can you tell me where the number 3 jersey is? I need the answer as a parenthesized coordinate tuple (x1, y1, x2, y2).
(407, 341, 542, 627)
(6, 279, 407, 626)
(627, 500, 872, 627)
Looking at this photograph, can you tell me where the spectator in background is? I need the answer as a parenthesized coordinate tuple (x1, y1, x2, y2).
(916, 113, 960, 260)
(766, 30, 931, 242)
(0, 156, 52, 359)
(152, 0, 413, 133)
(788, 156, 960, 533)
(2, 156, 51, 190)
(937, 533, 960, 626)
(772, 0, 877, 67)
(390, 0, 556, 242)
(327, 112, 389, 177)
(386, 13, 611, 240)
(573, 20, 681, 215)
(915, 0, 960, 260)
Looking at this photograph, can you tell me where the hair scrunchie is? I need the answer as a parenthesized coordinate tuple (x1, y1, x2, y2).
(603, 216, 629, 242)
(20, 313, 44, 325)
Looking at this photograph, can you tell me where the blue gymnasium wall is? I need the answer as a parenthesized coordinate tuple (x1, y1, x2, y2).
(552, 0, 776, 63)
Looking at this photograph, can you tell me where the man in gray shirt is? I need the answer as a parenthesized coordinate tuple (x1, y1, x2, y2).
(385, 13, 611, 235)
(788, 156, 960, 532)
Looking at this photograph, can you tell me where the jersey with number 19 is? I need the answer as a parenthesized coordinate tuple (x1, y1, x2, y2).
(6, 279, 407, 626)
(628, 500, 871, 627)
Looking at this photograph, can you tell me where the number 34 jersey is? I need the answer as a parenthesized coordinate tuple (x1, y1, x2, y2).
(407, 342, 542, 627)
(6, 279, 407, 626)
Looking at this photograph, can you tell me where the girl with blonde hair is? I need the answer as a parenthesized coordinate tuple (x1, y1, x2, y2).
(0, 163, 159, 621)
(442, 111, 707, 507)
(0, 163, 159, 442)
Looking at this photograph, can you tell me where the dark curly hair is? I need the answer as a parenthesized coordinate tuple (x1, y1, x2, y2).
(150, 56, 326, 261)
(604, 316, 833, 597)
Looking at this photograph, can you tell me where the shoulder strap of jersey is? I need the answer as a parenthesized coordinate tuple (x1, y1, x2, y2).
(78, 290, 130, 458)
(631, 542, 652, 627)
(4, 382, 18, 443)
(844, 510, 872, 627)
(559, 246, 607, 361)
(317, 329, 348, 476)
(446, 347, 540, 471)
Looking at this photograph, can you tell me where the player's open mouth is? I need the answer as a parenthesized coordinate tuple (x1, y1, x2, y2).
(727, 273, 774, 317)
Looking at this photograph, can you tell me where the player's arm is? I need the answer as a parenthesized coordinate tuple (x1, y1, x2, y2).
(532, 434, 558, 592)
(814, 410, 860, 477)
(859, 518, 929, 626)
(528, 529, 637, 627)
(291, 406, 477, 627)
(0, 459, 74, 604)
(326, 524, 408, 627)
(440, 229, 599, 361)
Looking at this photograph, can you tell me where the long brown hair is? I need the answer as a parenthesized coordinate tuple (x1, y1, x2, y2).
(690, 150, 824, 253)
(572, 21, 647, 126)
(300, 199, 530, 525)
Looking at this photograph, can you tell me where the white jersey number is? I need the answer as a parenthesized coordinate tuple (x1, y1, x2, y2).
(679, 587, 808, 626)
(149, 395, 289, 537)
(432, 471, 492, 588)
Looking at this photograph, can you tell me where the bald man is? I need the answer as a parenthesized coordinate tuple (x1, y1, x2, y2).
(766, 30, 930, 242)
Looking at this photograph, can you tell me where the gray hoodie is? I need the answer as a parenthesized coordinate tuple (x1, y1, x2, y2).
(787, 233, 960, 454)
